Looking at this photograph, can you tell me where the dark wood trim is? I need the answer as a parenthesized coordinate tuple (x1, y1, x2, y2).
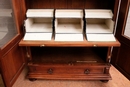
(112, 0, 130, 80)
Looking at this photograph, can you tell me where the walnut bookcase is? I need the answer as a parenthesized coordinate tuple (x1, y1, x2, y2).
(19, 0, 120, 82)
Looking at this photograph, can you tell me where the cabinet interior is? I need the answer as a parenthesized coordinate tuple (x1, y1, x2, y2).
(55, 18, 83, 34)
(86, 19, 114, 34)
(25, 18, 52, 33)
(55, 17, 84, 41)
(31, 47, 108, 64)
(22, 0, 118, 42)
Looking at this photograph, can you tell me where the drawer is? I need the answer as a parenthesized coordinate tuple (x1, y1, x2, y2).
(28, 63, 108, 75)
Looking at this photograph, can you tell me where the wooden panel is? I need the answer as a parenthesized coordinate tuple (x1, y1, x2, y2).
(116, 44, 130, 74)
(28, 0, 67, 9)
(112, 0, 130, 80)
(25, 0, 116, 9)
(84, 0, 110, 9)
(54, 0, 68, 9)
(29, 0, 51, 9)
(27, 64, 107, 79)
(113, 0, 120, 21)
(69, 0, 85, 9)
(0, 43, 25, 87)
(112, 42, 130, 79)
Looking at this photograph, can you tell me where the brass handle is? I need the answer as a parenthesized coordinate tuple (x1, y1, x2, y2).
(93, 44, 97, 47)
(47, 69, 53, 74)
(40, 45, 45, 47)
(84, 69, 90, 74)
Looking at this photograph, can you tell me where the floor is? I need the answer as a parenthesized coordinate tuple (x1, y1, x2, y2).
(13, 66, 130, 87)
(0, 74, 5, 87)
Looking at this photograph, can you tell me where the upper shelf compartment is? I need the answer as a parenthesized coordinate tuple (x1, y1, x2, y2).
(85, 9, 116, 42)
(54, 9, 84, 41)
(85, 9, 114, 34)
(23, 9, 54, 41)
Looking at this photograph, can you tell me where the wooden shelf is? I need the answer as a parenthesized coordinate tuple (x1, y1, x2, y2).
(19, 38, 120, 47)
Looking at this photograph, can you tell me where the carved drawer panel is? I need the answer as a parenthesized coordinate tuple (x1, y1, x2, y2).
(28, 63, 109, 75)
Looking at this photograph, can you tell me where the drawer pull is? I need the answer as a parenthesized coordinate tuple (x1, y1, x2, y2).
(47, 69, 53, 74)
(84, 69, 90, 74)
(93, 44, 97, 47)
(40, 45, 45, 47)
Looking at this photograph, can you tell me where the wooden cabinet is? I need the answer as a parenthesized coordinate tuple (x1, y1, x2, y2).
(19, 0, 121, 81)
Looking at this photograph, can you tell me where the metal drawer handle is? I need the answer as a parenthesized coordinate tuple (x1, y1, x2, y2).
(93, 44, 97, 47)
(84, 69, 90, 74)
(47, 69, 53, 74)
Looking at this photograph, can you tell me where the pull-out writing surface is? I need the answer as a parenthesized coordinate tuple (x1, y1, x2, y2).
(23, 9, 54, 41)
(85, 9, 116, 41)
(55, 9, 84, 41)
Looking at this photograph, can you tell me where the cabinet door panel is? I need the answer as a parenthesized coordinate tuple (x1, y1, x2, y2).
(112, 0, 130, 80)
(0, 43, 24, 87)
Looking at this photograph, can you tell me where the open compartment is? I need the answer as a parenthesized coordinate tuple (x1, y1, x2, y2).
(23, 9, 54, 41)
(31, 47, 108, 64)
(28, 47, 110, 80)
(85, 9, 116, 42)
(55, 9, 84, 41)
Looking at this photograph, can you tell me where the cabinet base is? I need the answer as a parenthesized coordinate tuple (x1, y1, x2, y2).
(27, 73, 112, 81)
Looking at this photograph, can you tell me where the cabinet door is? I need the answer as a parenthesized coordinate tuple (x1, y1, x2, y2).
(0, 0, 25, 87)
(112, 0, 130, 80)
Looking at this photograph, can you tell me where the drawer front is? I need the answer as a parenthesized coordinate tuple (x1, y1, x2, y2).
(28, 64, 107, 75)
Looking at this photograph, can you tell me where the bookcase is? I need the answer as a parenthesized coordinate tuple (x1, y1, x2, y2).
(19, 0, 120, 82)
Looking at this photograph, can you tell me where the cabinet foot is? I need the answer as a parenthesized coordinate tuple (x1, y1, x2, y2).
(100, 80, 109, 83)
(29, 78, 37, 81)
